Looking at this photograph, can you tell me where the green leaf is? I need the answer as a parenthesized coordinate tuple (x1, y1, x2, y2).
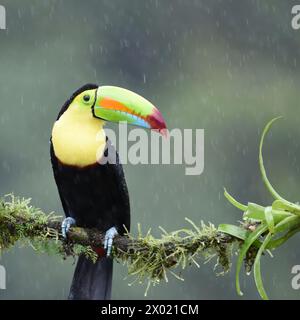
(265, 215, 300, 250)
(253, 232, 273, 300)
(259, 117, 286, 201)
(272, 199, 300, 216)
(218, 224, 248, 240)
(244, 203, 265, 221)
(224, 188, 247, 211)
(274, 215, 300, 233)
(264, 207, 274, 234)
(218, 224, 261, 248)
(244, 207, 292, 223)
(252, 216, 300, 300)
(268, 209, 293, 222)
(236, 224, 268, 296)
(267, 226, 300, 250)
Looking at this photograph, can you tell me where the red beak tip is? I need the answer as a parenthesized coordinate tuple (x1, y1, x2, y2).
(152, 127, 168, 138)
(148, 107, 168, 137)
(160, 128, 169, 138)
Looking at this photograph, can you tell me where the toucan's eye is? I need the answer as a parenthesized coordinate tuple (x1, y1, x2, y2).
(83, 94, 90, 102)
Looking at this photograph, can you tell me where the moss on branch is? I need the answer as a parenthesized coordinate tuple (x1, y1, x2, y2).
(0, 194, 243, 295)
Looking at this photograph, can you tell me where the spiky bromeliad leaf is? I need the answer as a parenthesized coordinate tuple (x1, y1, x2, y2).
(259, 118, 300, 214)
(259, 117, 285, 201)
(224, 188, 247, 211)
(223, 117, 300, 299)
(253, 232, 273, 300)
(235, 224, 268, 296)
(254, 215, 300, 300)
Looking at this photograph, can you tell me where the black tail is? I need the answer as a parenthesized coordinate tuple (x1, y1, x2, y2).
(68, 255, 113, 300)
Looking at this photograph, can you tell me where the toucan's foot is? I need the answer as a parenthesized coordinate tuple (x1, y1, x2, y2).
(61, 217, 76, 238)
(103, 226, 118, 257)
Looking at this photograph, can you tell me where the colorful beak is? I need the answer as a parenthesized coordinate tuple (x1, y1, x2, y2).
(93, 86, 167, 134)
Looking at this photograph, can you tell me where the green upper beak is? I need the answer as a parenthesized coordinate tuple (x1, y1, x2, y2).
(93, 86, 167, 134)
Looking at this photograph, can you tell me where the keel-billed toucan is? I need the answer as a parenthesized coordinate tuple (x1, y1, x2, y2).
(50, 84, 167, 300)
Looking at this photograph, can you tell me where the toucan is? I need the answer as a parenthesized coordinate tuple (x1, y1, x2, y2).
(50, 84, 167, 300)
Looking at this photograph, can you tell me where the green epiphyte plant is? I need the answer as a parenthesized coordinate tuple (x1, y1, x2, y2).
(219, 117, 300, 300)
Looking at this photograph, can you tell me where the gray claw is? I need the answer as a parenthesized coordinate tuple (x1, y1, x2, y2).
(103, 226, 118, 257)
(61, 217, 76, 238)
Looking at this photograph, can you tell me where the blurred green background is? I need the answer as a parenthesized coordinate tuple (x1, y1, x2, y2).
(0, 0, 300, 299)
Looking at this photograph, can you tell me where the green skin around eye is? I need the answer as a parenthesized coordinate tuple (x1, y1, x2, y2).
(77, 89, 97, 107)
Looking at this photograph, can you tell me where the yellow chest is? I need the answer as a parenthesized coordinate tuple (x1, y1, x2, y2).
(51, 109, 106, 167)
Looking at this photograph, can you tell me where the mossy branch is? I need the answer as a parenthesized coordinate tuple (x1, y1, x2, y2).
(0, 194, 246, 295)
